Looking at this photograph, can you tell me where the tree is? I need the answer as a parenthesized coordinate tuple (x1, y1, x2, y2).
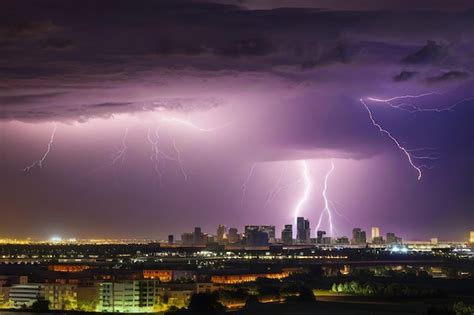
(297, 286, 316, 303)
(31, 299, 50, 312)
(188, 293, 225, 313)
(331, 283, 337, 292)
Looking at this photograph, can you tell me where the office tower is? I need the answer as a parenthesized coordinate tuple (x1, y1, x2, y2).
(430, 238, 438, 245)
(470, 231, 474, 244)
(336, 236, 350, 245)
(316, 230, 326, 244)
(216, 224, 227, 244)
(371, 227, 380, 241)
(244, 226, 269, 247)
(372, 236, 384, 245)
(168, 235, 174, 244)
(386, 232, 402, 245)
(304, 219, 311, 241)
(297, 217, 305, 241)
(281, 224, 293, 245)
(297, 217, 310, 243)
(181, 233, 193, 245)
(193, 227, 203, 245)
(352, 228, 367, 245)
(228, 228, 239, 243)
(244, 225, 275, 243)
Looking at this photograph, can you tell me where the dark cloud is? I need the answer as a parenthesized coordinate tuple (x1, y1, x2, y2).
(393, 70, 418, 82)
(301, 43, 354, 69)
(426, 70, 470, 82)
(41, 38, 75, 50)
(402, 40, 446, 64)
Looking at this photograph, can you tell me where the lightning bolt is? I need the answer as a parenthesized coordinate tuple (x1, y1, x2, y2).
(315, 159, 335, 237)
(360, 98, 424, 180)
(161, 117, 229, 132)
(293, 160, 311, 225)
(263, 166, 286, 208)
(146, 127, 163, 184)
(360, 92, 473, 180)
(171, 138, 188, 182)
(367, 93, 473, 113)
(241, 163, 257, 208)
(111, 127, 129, 165)
(22, 123, 58, 172)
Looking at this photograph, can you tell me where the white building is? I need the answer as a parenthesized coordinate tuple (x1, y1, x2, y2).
(98, 280, 160, 313)
(9, 284, 43, 308)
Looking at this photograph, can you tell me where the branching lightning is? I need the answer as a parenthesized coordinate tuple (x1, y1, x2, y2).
(315, 159, 335, 236)
(293, 160, 311, 225)
(22, 123, 58, 172)
(361, 93, 473, 180)
(263, 166, 286, 208)
(111, 127, 129, 165)
(171, 138, 188, 182)
(241, 163, 257, 208)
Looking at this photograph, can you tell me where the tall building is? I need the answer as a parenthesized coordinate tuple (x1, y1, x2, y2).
(216, 225, 227, 244)
(470, 231, 474, 244)
(9, 284, 43, 308)
(98, 280, 160, 313)
(227, 228, 239, 243)
(245, 226, 275, 243)
(316, 230, 326, 244)
(181, 233, 193, 245)
(296, 217, 310, 243)
(351, 228, 367, 245)
(193, 227, 204, 245)
(168, 235, 174, 244)
(371, 227, 380, 241)
(43, 283, 78, 310)
(281, 225, 293, 245)
(386, 232, 402, 245)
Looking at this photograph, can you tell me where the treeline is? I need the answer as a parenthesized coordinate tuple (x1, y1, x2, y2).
(331, 280, 439, 297)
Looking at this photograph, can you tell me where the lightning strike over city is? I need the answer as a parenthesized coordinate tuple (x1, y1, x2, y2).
(1, 1, 473, 314)
(315, 159, 336, 237)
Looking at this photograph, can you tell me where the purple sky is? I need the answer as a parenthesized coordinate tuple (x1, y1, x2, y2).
(0, 0, 473, 241)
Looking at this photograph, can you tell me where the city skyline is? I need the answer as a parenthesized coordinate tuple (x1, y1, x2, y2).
(1, 0, 473, 241)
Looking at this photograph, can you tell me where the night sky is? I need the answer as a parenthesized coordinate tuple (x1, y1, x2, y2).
(0, 0, 473, 241)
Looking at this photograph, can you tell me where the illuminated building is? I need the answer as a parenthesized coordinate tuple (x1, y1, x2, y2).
(48, 265, 90, 272)
(386, 232, 402, 245)
(211, 271, 291, 284)
(143, 270, 172, 282)
(245, 225, 275, 245)
(371, 227, 380, 241)
(336, 236, 350, 245)
(281, 224, 293, 245)
(43, 283, 77, 310)
(316, 230, 326, 244)
(470, 231, 474, 244)
(372, 236, 384, 245)
(227, 228, 239, 243)
(98, 280, 160, 313)
(430, 238, 438, 245)
(216, 224, 227, 244)
(9, 284, 43, 308)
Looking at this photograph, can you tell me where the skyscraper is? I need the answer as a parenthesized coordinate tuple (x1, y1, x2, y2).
(352, 228, 367, 245)
(296, 217, 310, 243)
(228, 228, 239, 243)
(371, 227, 380, 241)
(281, 224, 293, 245)
(469, 231, 474, 244)
(216, 224, 227, 244)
